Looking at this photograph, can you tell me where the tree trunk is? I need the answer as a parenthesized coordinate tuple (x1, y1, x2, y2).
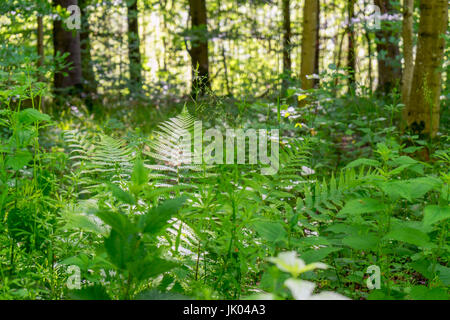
(127, 0, 142, 91)
(406, 0, 448, 138)
(401, 0, 414, 107)
(37, 15, 45, 110)
(37, 16, 44, 79)
(79, 0, 97, 96)
(300, 0, 319, 91)
(188, 0, 210, 96)
(374, 0, 402, 95)
(313, 1, 320, 87)
(347, 0, 356, 88)
(282, 0, 292, 91)
(53, 0, 82, 94)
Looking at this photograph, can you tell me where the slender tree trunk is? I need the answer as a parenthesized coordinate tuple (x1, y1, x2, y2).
(127, 0, 142, 91)
(188, 0, 210, 96)
(363, 0, 373, 91)
(37, 15, 45, 110)
(313, 1, 320, 87)
(300, 0, 319, 91)
(282, 0, 292, 91)
(79, 0, 97, 96)
(347, 0, 356, 88)
(401, 0, 414, 107)
(365, 30, 373, 91)
(37, 16, 44, 79)
(53, 0, 82, 94)
(406, 0, 448, 138)
(374, 0, 402, 95)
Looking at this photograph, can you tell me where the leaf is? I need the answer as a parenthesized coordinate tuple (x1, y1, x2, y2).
(408, 260, 434, 280)
(63, 212, 107, 235)
(128, 257, 178, 281)
(131, 159, 148, 186)
(423, 205, 450, 226)
(6, 150, 32, 170)
(253, 221, 287, 243)
(434, 264, 450, 286)
(297, 94, 308, 102)
(345, 158, 380, 169)
(408, 177, 441, 200)
(290, 236, 330, 248)
(140, 197, 186, 235)
(342, 234, 380, 251)
(104, 230, 143, 270)
(384, 226, 434, 248)
(391, 156, 419, 166)
(300, 247, 342, 264)
(381, 177, 441, 202)
(69, 285, 111, 300)
(108, 183, 135, 205)
(408, 286, 448, 300)
(338, 198, 386, 217)
(95, 210, 134, 237)
(17, 108, 51, 124)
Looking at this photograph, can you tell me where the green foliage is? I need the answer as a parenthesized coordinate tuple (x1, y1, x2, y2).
(0, 6, 448, 300)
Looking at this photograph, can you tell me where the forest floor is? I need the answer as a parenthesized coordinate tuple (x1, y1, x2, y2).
(0, 84, 449, 300)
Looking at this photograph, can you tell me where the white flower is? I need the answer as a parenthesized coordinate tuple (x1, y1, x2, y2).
(301, 166, 315, 176)
(268, 251, 327, 278)
(306, 74, 320, 80)
(285, 279, 350, 300)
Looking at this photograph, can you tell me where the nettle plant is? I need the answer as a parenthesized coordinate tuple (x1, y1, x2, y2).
(313, 141, 449, 299)
(0, 79, 55, 258)
(250, 251, 349, 300)
(0, 73, 72, 299)
(60, 156, 188, 300)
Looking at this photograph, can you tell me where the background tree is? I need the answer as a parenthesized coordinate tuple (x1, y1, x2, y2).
(79, 0, 97, 97)
(405, 0, 448, 138)
(37, 16, 44, 81)
(314, 1, 320, 88)
(374, 0, 402, 95)
(281, 0, 291, 92)
(346, 0, 356, 88)
(127, 0, 142, 92)
(401, 0, 414, 107)
(188, 0, 210, 96)
(53, 0, 82, 94)
(300, 0, 319, 91)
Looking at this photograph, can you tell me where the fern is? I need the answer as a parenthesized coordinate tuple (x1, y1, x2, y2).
(299, 166, 382, 221)
(143, 107, 215, 199)
(64, 130, 135, 196)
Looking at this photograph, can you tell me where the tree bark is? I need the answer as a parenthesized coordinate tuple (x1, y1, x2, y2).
(188, 0, 210, 96)
(53, 0, 82, 94)
(282, 0, 292, 91)
(127, 0, 142, 91)
(313, 1, 320, 87)
(406, 0, 448, 138)
(347, 0, 356, 88)
(401, 0, 414, 107)
(79, 0, 97, 96)
(37, 15, 45, 110)
(37, 16, 44, 79)
(374, 0, 402, 95)
(300, 0, 319, 91)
